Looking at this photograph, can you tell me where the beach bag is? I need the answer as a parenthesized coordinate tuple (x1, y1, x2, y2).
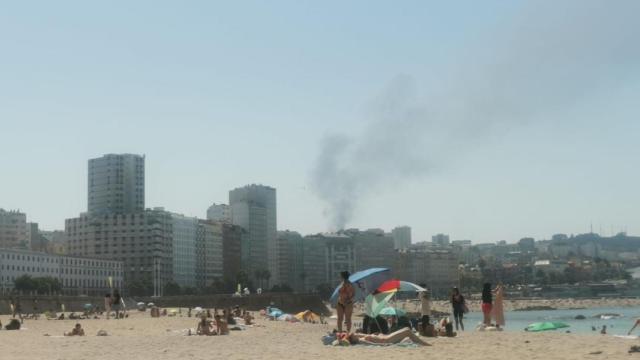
(423, 324, 436, 337)
(5, 319, 20, 330)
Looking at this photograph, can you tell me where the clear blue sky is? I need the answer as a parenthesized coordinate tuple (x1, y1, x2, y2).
(1, 1, 638, 243)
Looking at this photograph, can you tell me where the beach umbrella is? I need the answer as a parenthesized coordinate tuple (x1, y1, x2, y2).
(376, 279, 426, 293)
(329, 268, 392, 305)
(365, 291, 395, 317)
(137, 302, 145, 306)
(379, 307, 406, 317)
(526, 322, 570, 332)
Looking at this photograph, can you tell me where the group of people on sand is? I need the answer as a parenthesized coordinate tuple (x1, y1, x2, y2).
(192, 307, 255, 336)
(104, 290, 125, 320)
(332, 271, 430, 346)
(331, 271, 510, 346)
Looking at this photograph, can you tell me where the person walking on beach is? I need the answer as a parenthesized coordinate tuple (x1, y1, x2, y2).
(481, 283, 493, 326)
(492, 283, 505, 329)
(451, 287, 466, 331)
(112, 290, 122, 319)
(336, 271, 355, 333)
(104, 294, 112, 320)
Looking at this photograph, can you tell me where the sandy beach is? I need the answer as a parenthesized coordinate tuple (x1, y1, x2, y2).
(0, 311, 638, 360)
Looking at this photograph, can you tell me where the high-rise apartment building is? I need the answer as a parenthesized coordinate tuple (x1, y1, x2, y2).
(170, 213, 198, 288)
(206, 203, 231, 223)
(394, 248, 459, 297)
(229, 184, 278, 285)
(196, 220, 224, 288)
(348, 229, 395, 271)
(391, 226, 412, 250)
(66, 209, 173, 296)
(222, 223, 243, 283)
(88, 154, 145, 215)
(277, 231, 304, 292)
(432, 233, 450, 246)
(0, 209, 28, 249)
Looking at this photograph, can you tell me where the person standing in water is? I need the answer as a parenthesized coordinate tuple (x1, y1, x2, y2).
(451, 287, 466, 331)
(336, 271, 355, 333)
(492, 283, 505, 329)
(481, 283, 493, 326)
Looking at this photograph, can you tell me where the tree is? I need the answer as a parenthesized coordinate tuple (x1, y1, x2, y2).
(14, 275, 61, 295)
(536, 269, 548, 285)
(164, 281, 181, 296)
(263, 270, 271, 290)
(236, 270, 250, 288)
(127, 278, 153, 296)
(183, 286, 197, 295)
(14, 275, 37, 294)
(254, 269, 263, 289)
(271, 284, 293, 293)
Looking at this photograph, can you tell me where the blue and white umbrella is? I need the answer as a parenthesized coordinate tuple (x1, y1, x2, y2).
(330, 268, 392, 305)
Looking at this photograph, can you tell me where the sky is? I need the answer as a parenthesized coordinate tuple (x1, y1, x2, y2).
(1, 1, 639, 243)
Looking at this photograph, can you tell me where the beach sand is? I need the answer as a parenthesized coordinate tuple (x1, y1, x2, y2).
(0, 311, 637, 360)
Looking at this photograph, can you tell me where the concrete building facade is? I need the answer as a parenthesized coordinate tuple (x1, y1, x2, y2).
(206, 203, 231, 223)
(229, 184, 278, 285)
(222, 223, 243, 283)
(0, 209, 28, 249)
(432, 233, 450, 246)
(0, 248, 123, 295)
(278, 231, 304, 292)
(65, 209, 173, 296)
(88, 154, 145, 215)
(196, 220, 224, 288)
(170, 213, 198, 288)
(394, 248, 459, 298)
(350, 229, 395, 271)
(391, 226, 412, 250)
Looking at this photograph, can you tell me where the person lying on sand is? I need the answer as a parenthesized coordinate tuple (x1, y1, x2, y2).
(347, 328, 431, 346)
(196, 316, 216, 336)
(65, 323, 85, 336)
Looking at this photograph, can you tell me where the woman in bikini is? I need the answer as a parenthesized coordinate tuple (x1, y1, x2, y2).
(336, 271, 355, 333)
(349, 328, 431, 346)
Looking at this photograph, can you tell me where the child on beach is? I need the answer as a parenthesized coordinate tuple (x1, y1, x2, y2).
(65, 323, 85, 336)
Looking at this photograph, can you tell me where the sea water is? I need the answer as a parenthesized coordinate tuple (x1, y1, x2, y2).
(461, 306, 640, 335)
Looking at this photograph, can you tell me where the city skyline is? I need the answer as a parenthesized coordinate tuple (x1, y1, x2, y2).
(1, 150, 635, 245)
(1, 1, 639, 243)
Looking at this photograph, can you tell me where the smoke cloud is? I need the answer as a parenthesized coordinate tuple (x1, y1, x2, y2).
(311, 0, 640, 230)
